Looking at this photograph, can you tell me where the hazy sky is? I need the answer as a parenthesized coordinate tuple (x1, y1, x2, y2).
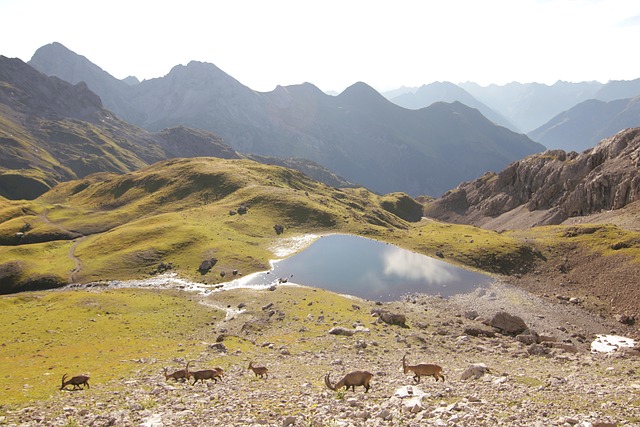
(1, 0, 639, 93)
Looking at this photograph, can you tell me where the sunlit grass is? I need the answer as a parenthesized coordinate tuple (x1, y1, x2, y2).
(0, 288, 223, 405)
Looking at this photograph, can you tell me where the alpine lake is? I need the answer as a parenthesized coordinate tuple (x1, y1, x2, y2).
(226, 234, 493, 301)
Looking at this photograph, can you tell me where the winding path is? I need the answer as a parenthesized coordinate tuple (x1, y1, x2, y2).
(39, 208, 87, 284)
(67, 236, 88, 283)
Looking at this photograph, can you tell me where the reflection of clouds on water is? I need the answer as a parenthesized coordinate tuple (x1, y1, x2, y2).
(382, 247, 457, 285)
(68, 234, 490, 302)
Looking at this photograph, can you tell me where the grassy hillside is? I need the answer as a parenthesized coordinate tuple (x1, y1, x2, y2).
(0, 157, 423, 292)
(2, 156, 639, 296)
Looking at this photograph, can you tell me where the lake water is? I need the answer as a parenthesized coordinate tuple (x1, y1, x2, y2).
(227, 234, 493, 301)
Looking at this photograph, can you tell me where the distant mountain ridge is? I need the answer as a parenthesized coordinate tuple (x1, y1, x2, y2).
(385, 79, 640, 140)
(424, 127, 640, 230)
(28, 42, 544, 197)
(528, 96, 640, 152)
(459, 80, 605, 133)
(390, 81, 518, 131)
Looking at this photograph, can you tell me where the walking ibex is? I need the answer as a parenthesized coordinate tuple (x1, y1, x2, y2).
(324, 371, 373, 393)
(189, 367, 224, 385)
(402, 355, 445, 383)
(164, 361, 191, 382)
(60, 373, 90, 390)
(248, 362, 268, 379)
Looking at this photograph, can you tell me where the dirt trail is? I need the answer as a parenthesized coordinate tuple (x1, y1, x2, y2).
(39, 208, 86, 283)
(67, 236, 87, 283)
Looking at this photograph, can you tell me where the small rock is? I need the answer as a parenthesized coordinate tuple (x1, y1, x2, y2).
(377, 409, 393, 421)
(460, 363, 491, 380)
(329, 327, 355, 336)
(464, 310, 479, 320)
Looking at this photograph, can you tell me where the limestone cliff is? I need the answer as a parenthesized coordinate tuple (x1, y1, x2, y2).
(424, 128, 640, 229)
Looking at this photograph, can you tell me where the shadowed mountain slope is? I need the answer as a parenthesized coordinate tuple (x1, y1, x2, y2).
(28, 42, 141, 123)
(390, 81, 517, 131)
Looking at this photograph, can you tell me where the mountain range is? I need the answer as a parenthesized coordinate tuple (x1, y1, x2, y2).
(4, 41, 638, 205)
(390, 78, 640, 137)
(25, 42, 544, 198)
(0, 55, 349, 199)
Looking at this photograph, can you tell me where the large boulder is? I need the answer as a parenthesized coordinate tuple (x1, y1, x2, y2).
(371, 308, 407, 327)
(489, 311, 528, 335)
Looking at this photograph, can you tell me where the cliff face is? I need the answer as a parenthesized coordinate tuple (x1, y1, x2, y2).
(424, 127, 640, 229)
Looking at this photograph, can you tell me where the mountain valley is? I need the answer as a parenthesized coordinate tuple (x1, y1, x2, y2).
(0, 42, 639, 427)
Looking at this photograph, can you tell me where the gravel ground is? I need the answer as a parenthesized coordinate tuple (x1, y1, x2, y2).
(3, 278, 639, 427)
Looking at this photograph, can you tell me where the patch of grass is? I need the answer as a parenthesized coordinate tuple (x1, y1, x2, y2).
(510, 224, 640, 262)
(0, 288, 223, 405)
(0, 240, 74, 284)
(514, 375, 545, 387)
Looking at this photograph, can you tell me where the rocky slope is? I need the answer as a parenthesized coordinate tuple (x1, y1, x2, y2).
(424, 127, 640, 230)
(1, 281, 638, 427)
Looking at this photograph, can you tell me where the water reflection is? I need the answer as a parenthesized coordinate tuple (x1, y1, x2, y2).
(225, 234, 493, 301)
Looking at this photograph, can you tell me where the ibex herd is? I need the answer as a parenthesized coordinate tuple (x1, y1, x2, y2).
(61, 355, 444, 394)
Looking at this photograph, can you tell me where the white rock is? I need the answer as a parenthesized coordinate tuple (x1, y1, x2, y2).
(139, 413, 163, 427)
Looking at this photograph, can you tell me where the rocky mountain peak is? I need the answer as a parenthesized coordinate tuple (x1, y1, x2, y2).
(162, 61, 238, 88)
(337, 81, 389, 107)
(424, 127, 640, 229)
(29, 42, 112, 87)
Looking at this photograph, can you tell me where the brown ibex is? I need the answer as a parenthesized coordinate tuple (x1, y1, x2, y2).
(60, 373, 90, 390)
(248, 361, 268, 379)
(324, 371, 373, 393)
(189, 367, 224, 385)
(402, 355, 445, 383)
(164, 361, 191, 382)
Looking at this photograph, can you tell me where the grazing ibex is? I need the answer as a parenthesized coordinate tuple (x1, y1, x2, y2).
(248, 361, 268, 379)
(60, 373, 90, 390)
(402, 355, 445, 383)
(324, 371, 373, 393)
(189, 367, 224, 385)
(164, 361, 191, 382)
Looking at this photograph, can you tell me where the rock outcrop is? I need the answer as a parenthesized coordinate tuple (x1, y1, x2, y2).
(424, 127, 640, 229)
